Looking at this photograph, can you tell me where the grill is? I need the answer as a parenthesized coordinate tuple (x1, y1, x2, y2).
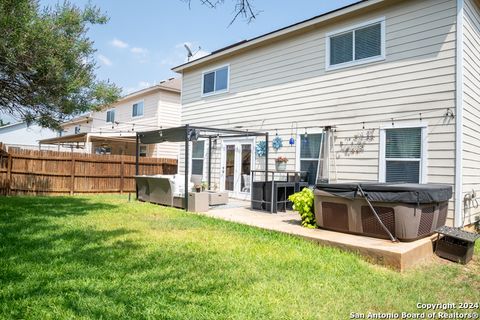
(361, 206, 395, 239)
(435, 226, 480, 264)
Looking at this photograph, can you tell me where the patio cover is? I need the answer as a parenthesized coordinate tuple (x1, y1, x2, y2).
(39, 133, 137, 145)
(136, 125, 268, 210)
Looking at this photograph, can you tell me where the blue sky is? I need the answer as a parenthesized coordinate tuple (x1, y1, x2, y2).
(41, 0, 359, 94)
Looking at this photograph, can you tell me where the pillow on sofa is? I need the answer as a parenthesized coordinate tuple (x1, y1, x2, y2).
(172, 175, 193, 197)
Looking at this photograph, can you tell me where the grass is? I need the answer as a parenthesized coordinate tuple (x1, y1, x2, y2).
(0, 195, 478, 319)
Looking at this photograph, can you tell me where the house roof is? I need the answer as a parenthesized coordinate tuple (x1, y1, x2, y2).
(123, 77, 181, 101)
(172, 0, 385, 72)
(60, 114, 91, 127)
(60, 78, 182, 128)
(0, 122, 24, 131)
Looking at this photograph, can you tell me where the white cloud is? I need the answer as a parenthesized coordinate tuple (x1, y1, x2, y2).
(110, 38, 129, 49)
(131, 47, 148, 54)
(138, 81, 150, 88)
(97, 54, 112, 66)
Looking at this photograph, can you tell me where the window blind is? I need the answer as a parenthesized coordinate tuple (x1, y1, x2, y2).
(355, 23, 381, 60)
(330, 32, 353, 65)
(203, 66, 229, 94)
(385, 127, 422, 183)
(329, 21, 383, 67)
(106, 110, 115, 123)
(132, 102, 144, 117)
(192, 141, 205, 175)
(385, 128, 421, 159)
(386, 161, 420, 183)
(215, 67, 228, 91)
(203, 72, 215, 94)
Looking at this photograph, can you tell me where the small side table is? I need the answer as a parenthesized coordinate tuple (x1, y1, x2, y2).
(206, 191, 229, 205)
(188, 192, 209, 212)
(435, 226, 480, 264)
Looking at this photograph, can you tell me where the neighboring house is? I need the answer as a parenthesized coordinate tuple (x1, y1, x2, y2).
(173, 0, 480, 227)
(42, 78, 181, 158)
(0, 122, 56, 148)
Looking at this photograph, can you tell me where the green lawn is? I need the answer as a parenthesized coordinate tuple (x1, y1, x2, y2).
(0, 195, 478, 319)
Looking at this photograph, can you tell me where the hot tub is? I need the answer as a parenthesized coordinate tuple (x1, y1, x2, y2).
(314, 183, 452, 241)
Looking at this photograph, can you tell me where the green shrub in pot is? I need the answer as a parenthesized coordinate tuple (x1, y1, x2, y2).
(288, 187, 316, 228)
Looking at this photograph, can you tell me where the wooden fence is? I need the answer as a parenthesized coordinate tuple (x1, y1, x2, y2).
(0, 143, 177, 195)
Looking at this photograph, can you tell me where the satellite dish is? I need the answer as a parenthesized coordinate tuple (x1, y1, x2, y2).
(184, 44, 193, 61)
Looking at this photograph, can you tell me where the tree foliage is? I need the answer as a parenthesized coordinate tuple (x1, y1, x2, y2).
(0, 0, 121, 129)
(184, 0, 259, 25)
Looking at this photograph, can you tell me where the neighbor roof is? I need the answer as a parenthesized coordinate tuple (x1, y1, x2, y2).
(172, 0, 385, 72)
(122, 77, 181, 101)
(60, 78, 182, 128)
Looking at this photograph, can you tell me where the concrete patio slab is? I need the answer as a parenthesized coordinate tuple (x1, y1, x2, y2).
(203, 201, 435, 271)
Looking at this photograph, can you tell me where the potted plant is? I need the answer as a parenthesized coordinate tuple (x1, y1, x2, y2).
(275, 155, 288, 171)
(201, 181, 208, 191)
(194, 184, 202, 193)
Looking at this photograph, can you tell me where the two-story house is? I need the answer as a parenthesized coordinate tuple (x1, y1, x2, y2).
(172, 0, 480, 227)
(42, 78, 181, 158)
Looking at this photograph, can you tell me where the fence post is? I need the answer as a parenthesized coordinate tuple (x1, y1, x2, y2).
(120, 158, 125, 194)
(6, 154, 12, 196)
(70, 157, 75, 195)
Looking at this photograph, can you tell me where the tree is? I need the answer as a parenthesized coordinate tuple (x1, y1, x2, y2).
(0, 0, 121, 129)
(184, 0, 259, 25)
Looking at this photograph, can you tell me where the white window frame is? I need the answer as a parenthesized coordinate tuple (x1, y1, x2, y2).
(201, 64, 230, 97)
(190, 139, 206, 179)
(325, 17, 386, 71)
(295, 131, 325, 185)
(139, 145, 148, 157)
(379, 123, 428, 184)
(132, 100, 144, 119)
(105, 108, 115, 124)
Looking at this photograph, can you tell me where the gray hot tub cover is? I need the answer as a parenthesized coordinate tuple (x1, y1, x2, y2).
(315, 183, 452, 204)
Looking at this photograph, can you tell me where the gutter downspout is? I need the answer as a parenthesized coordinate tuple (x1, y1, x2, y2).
(454, 0, 464, 227)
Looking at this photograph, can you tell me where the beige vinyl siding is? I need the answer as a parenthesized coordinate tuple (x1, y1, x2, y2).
(180, 0, 459, 223)
(91, 90, 179, 159)
(61, 122, 92, 136)
(462, 0, 480, 225)
(153, 90, 181, 159)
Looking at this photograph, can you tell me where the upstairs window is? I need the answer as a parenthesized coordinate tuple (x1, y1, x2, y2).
(132, 101, 144, 117)
(74, 126, 81, 134)
(106, 109, 115, 123)
(202, 66, 229, 95)
(327, 19, 385, 70)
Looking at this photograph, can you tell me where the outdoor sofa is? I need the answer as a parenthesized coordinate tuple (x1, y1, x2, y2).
(135, 174, 228, 208)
